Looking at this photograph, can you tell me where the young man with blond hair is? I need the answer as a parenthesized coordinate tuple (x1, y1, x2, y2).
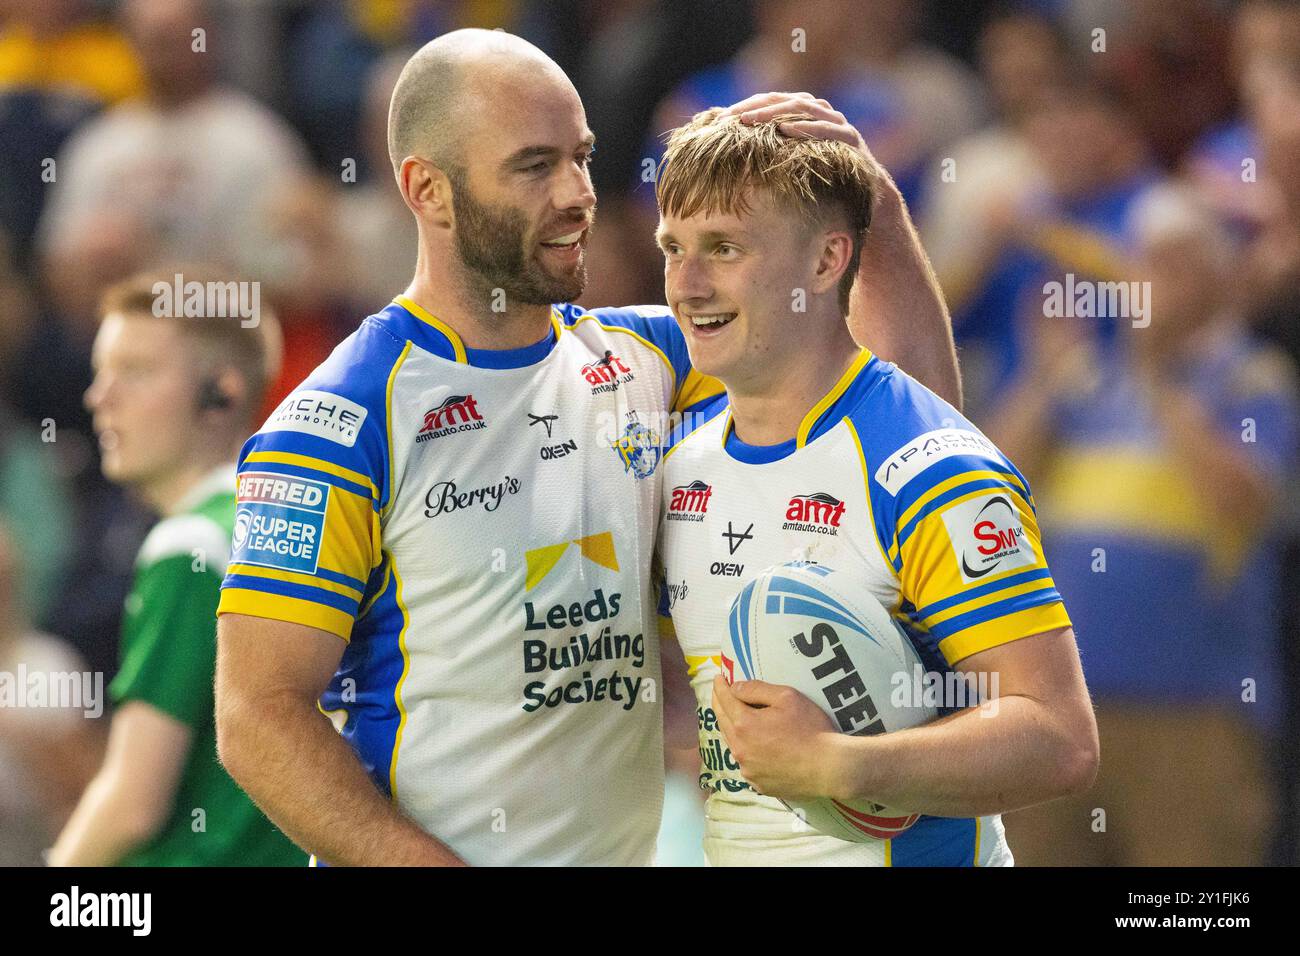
(213, 29, 961, 867)
(654, 98, 1099, 865)
(50, 269, 302, 866)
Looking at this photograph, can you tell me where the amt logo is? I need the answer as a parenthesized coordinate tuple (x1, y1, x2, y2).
(580, 350, 631, 386)
(667, 480, 711, 521)
(417, 394, 485, 443)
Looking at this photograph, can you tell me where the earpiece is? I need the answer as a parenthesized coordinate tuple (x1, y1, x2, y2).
(196, 378, 233, 412)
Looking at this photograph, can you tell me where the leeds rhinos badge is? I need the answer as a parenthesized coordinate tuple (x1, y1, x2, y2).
(611, 412, 661, 479)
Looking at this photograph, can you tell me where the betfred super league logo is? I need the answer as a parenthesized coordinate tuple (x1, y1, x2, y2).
(417, 394, 486, 443)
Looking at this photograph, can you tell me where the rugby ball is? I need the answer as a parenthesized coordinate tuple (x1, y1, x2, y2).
(721, 562, 935, 842)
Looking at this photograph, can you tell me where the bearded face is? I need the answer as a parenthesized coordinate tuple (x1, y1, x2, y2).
(448, 168, 591, 306)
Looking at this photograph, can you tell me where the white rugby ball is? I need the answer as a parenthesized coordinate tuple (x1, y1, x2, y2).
(721, 562, 935, 842)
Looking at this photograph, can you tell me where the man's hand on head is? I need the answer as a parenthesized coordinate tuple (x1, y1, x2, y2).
(720, 92, 879, 170)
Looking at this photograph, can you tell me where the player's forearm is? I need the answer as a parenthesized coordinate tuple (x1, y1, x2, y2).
(217, 693, 465, 866)
(851, 180, 963, 409)
(48, 773, 155, 866)
(824, 695, 1097, 817)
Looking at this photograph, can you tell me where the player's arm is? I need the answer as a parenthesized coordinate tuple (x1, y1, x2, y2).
(713, 625, 1099, 816)
(721, 93, 962, 409)
(48, 703, 192, 866)
(215, 614, 464, 867)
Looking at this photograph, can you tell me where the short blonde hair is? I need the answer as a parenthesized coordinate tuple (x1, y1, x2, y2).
(99, 267, 283, 426)
(656, 108, 875, 313)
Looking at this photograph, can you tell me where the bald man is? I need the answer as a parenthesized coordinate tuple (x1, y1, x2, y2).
(214, 29, 958, 866)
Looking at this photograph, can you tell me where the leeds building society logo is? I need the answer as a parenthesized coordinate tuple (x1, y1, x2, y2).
(524, 531, 619, 591)
(667, 480, 712, 521)
(942, 493, 1038, 583)
(610, 411, 660, 479)
(580, 350, 635, 394)
(417, 394, 485, 443)
(783, 492, 846, 535)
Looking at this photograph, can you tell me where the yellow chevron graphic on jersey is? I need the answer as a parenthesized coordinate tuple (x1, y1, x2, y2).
(524, 531, 619, 591)
(684, 654, 722, 678)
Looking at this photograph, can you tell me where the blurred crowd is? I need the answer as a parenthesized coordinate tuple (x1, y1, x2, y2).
(0, 0, 1297, 865)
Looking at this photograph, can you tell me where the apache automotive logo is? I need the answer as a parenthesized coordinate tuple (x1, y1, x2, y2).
(941, 493, 1038, 583)
(667, 480, 711, 521)
(424, 476, 520, 517)
(875, 427, 999, 496)
(259, 389, 367, 447)
(610, 411, 660, 479)
(783, 492, 846, 535)
(580, 349, 634, 394)
(417, 394, 485, 443)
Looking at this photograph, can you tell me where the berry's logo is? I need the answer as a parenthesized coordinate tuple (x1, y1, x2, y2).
(417, 394, 485, 443)
(667, 480, 711, 521)
(783, 492, 845, 535)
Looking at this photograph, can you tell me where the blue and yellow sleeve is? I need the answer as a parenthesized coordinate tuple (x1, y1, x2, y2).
(218, 327, 402, 641)
(876, 449, 1071, 666)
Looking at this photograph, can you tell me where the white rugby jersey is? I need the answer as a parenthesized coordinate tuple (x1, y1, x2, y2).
(218, 295, 722, 866)
(658, 348, 1071, 866)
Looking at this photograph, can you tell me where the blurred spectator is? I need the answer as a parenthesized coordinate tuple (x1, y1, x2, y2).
(0, 401, 71, 628)
(946, 80, 1162, 417)
(1092, 0, 1234, 170)
(1184, 0, 1300, 237)
(282, 0, 521, 170)
(49, 268, 301, 867)
(334, 50, 417, 313)
(36, 0, 311, 323)
(0, 520, 104, 866)
(921, 8, 1067, 342)
(0, 0, 145, 104)
(993, 184, 1299, 865)
(652, 0, 985, 211)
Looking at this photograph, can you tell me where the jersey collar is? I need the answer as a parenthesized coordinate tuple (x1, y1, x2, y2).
(389, 295, 565, 369)
(721, 348, 875, 464)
